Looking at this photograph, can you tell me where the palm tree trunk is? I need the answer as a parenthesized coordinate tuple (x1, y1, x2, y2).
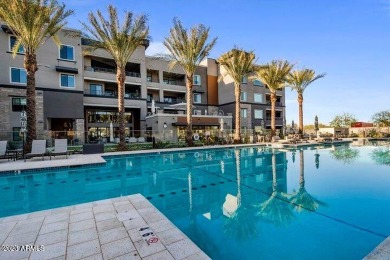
(270, 91, 277, 137)
(186, 74, 194, 146)
(116, 66, 127, 151)
(24, 53, 38, 153)
(299, 150, 304, 188)
(235, 149, 241, 206)
(234, 83, 241, 142)
(298, 92, 304, 137)
(272, 151, 277, 192)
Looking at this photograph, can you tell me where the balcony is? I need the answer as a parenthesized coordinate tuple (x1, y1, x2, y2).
(84, 66, 141, 78)
(266, 101, 283, 106)
(84, 90, 142, 99)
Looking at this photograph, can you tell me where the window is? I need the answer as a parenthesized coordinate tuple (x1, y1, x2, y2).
(59, 45, 75, 61)
(12, 97, 26, 112)
(194, 93, 202, 103)
(254, 109, 263, 119)
(9, 36, 24, 54)
(10, 68, 27, 84)
(193, 75, 201, 85)
(241, 108, 248, 118)
(240, 92, 247, 101)
(242, 76, 248, 84)
(60, 74, 75, 88)
(147, 72, 152, 82)
(13, 127, 22, 141)
(254, 93, 263, 103)
(253, 79, 262, 86)
(90, 84, 103, 95)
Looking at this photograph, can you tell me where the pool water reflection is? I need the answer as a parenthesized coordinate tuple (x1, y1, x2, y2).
(1, 143, 390, 259)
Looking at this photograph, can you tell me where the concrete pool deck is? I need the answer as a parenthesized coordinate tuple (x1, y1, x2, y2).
(0, 194, 209, 260)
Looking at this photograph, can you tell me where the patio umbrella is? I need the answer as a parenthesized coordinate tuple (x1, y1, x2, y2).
(151, 99, 156, 114)
(109, 122, 114, 142)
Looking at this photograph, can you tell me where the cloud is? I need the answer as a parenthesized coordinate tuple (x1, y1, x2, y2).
(146, 42, 169, 56)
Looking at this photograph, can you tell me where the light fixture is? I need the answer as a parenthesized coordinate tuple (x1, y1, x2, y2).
(163, 122, 167, 129)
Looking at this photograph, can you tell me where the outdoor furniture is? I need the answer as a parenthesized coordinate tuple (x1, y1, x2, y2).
(0, 141, 13, 160)
(50, 139, 69, 160)
(129, 137, 137, 143)
(6, 149, 23, 161)
(137, 137, 145, 143)
(24, 140, 47, 161)
(83, 143, 104, 154)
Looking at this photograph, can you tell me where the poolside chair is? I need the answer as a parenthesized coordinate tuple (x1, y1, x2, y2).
(0, 141, 12, 160)
(129, 137, 137, 143)
(24, 140, 47, 161)
(137, 137, 145, 143)
(49, 139, 69, 160)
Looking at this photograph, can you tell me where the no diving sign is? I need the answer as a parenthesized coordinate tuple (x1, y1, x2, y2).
(138, 226, 159, 245)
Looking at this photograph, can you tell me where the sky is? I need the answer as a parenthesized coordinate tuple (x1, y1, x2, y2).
(65, 0, 390, 125)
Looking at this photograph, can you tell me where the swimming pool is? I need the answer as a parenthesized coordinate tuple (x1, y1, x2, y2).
(1, 143, 389, 259)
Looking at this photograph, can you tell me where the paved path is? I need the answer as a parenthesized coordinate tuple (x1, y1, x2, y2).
(0, 194, 209, 260)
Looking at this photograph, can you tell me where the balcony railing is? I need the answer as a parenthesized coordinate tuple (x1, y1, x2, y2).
(84, 89, 142, 99)
(266, 117, 283, 120)
(162, 98, 185, 104)
(163, 79, 186, 86)
(266, 101, 283, 106)
(147, 77, 159, 83)
(84, 66, 141, 78)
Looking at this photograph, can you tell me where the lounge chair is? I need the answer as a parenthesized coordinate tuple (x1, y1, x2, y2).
(49, 139, 69, 160)
(129, 137, 137, 143)
(137, 137, 145, 143)
(0, 141, 12, 160)
(24, 140, 47, 161)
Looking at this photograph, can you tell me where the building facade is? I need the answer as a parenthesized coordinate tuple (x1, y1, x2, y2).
(0, 25, 285, 143)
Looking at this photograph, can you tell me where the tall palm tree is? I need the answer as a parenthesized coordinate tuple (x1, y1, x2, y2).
(287, 69, 325, 137)
(164, 18, 217, 146)
(290, 150, 325, 212)
(218, 48, 256, 142)
(0, 0, 73, 152)
(81, 5, 149, 151)
(255, 60, 293, 137)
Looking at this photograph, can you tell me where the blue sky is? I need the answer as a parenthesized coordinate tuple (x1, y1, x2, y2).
(66, 0, 390, 125)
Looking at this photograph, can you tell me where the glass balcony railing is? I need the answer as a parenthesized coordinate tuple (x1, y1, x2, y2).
(84, 66, 141, 78)
(84, 89, 142, 99)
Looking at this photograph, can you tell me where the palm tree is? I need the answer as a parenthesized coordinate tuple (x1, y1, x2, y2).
(224, 150, 257, 239)
(290, 150, 325, 212)
(0, 0, 73, 152)
(218, 48, 256, 142)
(287, 69, 325, 137)
(256, 150, 294, 226)
(255, 60, 293, 137)
(164, 18, 217, 146)
(81, 5, 149, 151)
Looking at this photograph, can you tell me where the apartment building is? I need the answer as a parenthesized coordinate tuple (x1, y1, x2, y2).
(218, 65, 286, 132)
(0, 24, 285, 143)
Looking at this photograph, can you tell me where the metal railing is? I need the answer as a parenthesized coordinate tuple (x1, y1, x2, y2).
(84, 66, 141, 78)
(84, 89, 142, 99)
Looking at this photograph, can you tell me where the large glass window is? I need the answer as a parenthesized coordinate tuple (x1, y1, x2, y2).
(10, 68, 27, 84)
(193, 75, 201, 85)
(241, 108, 248, 118)
(90, 84, 103, 95)
(253, 79, 263, 86)
(240, 92, 247, 102)
(60, 74, 75, 88)
(12, 97, 26, 112)
(9, 36, 24, 54)
(254, 109, 263, 119)
(194, 93, 202, 103)
(13, 127, 22, 141)
(87, 111, 132, 124)
(254, 93, 263, 103)
(59, 45, 75, 60)
(242, 76, 248, 84)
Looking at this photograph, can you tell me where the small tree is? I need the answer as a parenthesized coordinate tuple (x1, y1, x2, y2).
(372, 110, 390, 133)
(329, 113, 357, 128)
(314, 115, 319, 136)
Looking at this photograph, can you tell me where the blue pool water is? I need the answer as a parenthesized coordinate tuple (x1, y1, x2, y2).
(1, 143, 390, 259)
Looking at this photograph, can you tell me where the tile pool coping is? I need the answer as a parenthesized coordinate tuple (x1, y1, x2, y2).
(0, 193, 210, 260)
